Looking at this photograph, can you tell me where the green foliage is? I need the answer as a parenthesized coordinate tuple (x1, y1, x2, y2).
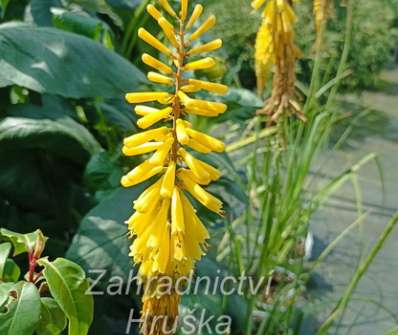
(0, 23, 146, 98)
(38, 258, 94, 335)
(205, 0, 260, 87)
(296, 0, 397, 90)
(0, 282, 41, 335)
(0, 229, 93, 335)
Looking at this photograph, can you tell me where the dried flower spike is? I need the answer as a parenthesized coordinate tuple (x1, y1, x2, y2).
(122, 1, 228, 334)
(253, 0, 305, 123)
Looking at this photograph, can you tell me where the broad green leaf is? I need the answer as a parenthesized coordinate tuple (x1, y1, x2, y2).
(0, 242, 11, 279)
(1, 111, 100, 163)
(0, 283, 14, 310)
(29, 0, 59, 26)
(0, 229, 47, 256)
(2, 259, 21, 282)
(0, 107, 101, 213)
(37, 257, 94, 335)
(0, 282, 41, 335)
(0, 23, 146, 98)
(107, 0, 139, 10)
(51, 8, 106, 40)
(35, 298, 67, 335)
(66, 186, 144, 281)
(83, 151, 123, 192)
(67, 0, 123, 27)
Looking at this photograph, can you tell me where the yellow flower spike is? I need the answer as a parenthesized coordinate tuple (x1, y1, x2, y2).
(180, 0, 188, 22)
(188, 79, 228, 95)
(179, 171, 223, 215)
(122, 3, 228, 332)
(188, 39, 223, 56)
(146, 4, 162, 20)
(178, 148, 210, 181)
(186, 128, 225, 152)
(137, 107, 172, 129)
(171, 187, 185, 234)
(253, 0, 303, 122)
(125, 91, 171, 104)
(141, 53, 173, 74)
(176, 119, 190, 144)
(183, 57, 216, 71)
(251, 0, 266, 10)
(134, 105, 159, 116)
(159, 0, 177, 17)
(160, 162, 176, 198)
(158, 17, 179, 48)
(147, 71, 174, 86)
(122, 142, 163, 156)
(186, 4, 203, 30)
(121, 161, 163, 187)
(148, 137, 174, 165)
(188, 15, 216, 42)
(123, 127, 169, 148)
(138, 28, 172, 56)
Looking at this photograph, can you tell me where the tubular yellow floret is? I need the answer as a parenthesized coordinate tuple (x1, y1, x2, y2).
(181, 84, 201, 93)
(123, 127, 169, 147)
(158, 17, 179, 48)
(186, 128, 225, 152)
(146, 4, 162, 20)
(122, 142, 163, 156)
(142, 53, 173, 74)
(122, 161, 163, 187)
(178, 148, 210, 181)
(147, 72, 174, 85)
(171, 187, 185, 234)
(186, 4, 203, 30)
(134, 178, 163, 213)
(148, 137, 174, 165)
(183, 57, 216, 71)
(138, 28, 172, 56)
(137, 107, 172, 129)
(179, 93, 227, 114)
(159, 0, 177, 17)
(134, 105, 159, 116)
(188, 79, 228, 95)
(125, 92, 171, 104)
(180, 0, 188, 22)
(188, 39, 223, 56)
(160, 162, 176, 198)
(178, 169, 223, 215)
(176, 119, 190, 144)
(188, 15, 216, 42)
(186, 138, 212, 153)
